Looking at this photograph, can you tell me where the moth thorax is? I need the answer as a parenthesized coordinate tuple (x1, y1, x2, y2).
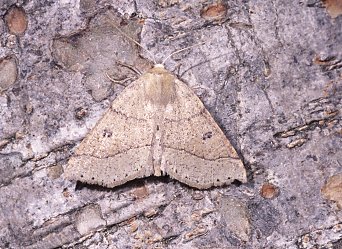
(144, 70, 176, 106)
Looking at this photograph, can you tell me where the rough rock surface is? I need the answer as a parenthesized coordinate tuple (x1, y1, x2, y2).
(0, 0, 341, 248)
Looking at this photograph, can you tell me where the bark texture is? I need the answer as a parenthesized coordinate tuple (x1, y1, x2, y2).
(0, 0, 341, 248)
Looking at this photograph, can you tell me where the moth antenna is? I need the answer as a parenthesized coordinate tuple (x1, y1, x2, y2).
(161, 42, 206, 65)
(107, 17, 157, 64)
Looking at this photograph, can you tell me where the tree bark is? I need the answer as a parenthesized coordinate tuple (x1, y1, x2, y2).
(0, 0, 341, 248)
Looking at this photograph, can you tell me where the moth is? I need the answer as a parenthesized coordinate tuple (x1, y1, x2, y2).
(64, 23, 247, 189)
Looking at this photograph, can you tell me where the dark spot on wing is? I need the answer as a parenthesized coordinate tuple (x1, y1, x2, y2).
(103, 129, 112, 138)
(202, 131, 213, 140)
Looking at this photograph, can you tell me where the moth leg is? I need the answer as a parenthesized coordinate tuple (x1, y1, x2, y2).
(105, 61, 143, 87)
(116, 61, 142, 75)
(171, 62, 182, 77)
(105, 72, 136, 87)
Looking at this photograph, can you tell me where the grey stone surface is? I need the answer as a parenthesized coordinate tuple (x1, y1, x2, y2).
(0, 0, 341, 248)
(219, 197, 250, 242)
(0, 56, 17, 92)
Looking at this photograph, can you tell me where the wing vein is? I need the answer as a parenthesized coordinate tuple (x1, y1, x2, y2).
(164, 146, 240, 161)
(76, 145, 151, 159)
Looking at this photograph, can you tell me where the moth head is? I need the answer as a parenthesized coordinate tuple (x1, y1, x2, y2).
(154, 64, 165, 69)
(148, 63, 171, 76)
